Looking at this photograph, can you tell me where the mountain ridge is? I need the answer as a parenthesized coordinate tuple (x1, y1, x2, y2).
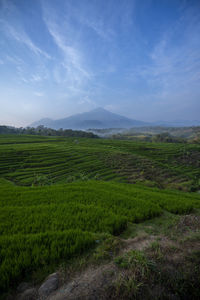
(30, 108, 200, 129)
(30, 108, 149, 129)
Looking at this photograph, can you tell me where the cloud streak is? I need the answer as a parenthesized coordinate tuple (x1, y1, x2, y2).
(6, 24, 51, 59)
(42, 2, 92, 89)
(130, 4, 200, 102)
(0, 0, 50, 60)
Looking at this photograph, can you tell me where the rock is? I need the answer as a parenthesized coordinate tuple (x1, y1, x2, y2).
(19, 288, 38, 300)
(17, 282, 32, 293)
(38, 273, 59, 298)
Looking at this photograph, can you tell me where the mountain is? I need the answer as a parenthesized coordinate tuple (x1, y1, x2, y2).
(30, 108, 200, 129)
(30, 118, 53, 128)
(30, 108, 149, 129)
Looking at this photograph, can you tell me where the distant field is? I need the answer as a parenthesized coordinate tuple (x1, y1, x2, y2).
(0, 135, 200, 293)
(0, 135, 199, 190)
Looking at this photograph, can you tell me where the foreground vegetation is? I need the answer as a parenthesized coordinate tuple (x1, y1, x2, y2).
(0, 135, 199, 298)
(0, 179, 200, 293)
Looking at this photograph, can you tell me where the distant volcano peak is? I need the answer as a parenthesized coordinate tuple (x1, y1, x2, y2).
(30, 108, 149, 129)
(91, 107, 108, 113)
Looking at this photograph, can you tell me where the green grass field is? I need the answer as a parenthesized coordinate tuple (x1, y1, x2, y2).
(0, 135, 200, 293)
(0, 135, 199, 189)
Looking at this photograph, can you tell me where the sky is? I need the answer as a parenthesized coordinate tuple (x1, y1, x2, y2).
(0, 0, 200, 127)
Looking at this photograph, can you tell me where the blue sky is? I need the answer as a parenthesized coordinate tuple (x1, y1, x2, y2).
(0, 0, 200, 126)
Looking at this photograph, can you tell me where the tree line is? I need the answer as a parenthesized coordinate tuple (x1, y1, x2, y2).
(0, 125, 98, 138)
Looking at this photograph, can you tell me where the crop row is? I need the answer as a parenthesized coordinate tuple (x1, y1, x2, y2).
(0, 230, 95, 290)
(0, 135, 199, 190)
(0, 179, 199, 292)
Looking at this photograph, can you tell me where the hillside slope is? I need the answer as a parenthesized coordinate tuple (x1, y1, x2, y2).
(31, 108, 149, 129)
(0, 135, 200, 299)
(0, 135, 199, 191)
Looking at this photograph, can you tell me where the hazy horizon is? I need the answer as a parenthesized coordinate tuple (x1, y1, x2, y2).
(0, 0, 200, 127)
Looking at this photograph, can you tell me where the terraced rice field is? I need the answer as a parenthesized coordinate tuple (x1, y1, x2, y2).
(0, 135, 200, 293)
(0, 135, 199, 189)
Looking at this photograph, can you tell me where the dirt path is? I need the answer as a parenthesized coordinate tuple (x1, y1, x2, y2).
(47, 235, 156, 300)
(13, 214, 200, 300)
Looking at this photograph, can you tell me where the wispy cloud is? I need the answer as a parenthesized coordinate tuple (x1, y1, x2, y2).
(78, 95, 96, 106)
(3, 54, 48, 85)
(34, 91, 44, 97)
(42, 3, 93, 92)
(2, 21, 51, 59)
(0, 0, 50, 59)
(79, 16, 114, 41)
(44, 21, 91, 82)
(31, 75, 43, 82)
(74, 0, 134, 41)
(130, 6, 200, 98)
(0, 0, 51, 85)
